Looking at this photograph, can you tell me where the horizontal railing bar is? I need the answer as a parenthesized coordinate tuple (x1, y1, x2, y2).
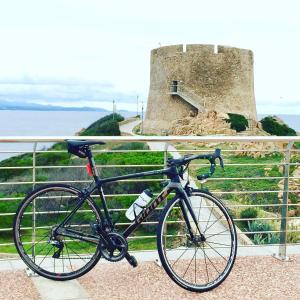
(2, 162, 300, 170)
(1, 223, 299, 234)
(2, 209, 299, 223)
(1, 180, 300, 194)
(0, 178, 164, 185)
(1, 193, 300, 206)
(1, 135, 300, 142)
(0, 164, 165, 170)
(1, 242, 299, 249)
(1, 148, 299, 154)
(0, 149, 289, 154)
(211, 190, 300, 194)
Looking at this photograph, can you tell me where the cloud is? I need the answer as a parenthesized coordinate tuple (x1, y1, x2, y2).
(0, 76, 136, 105)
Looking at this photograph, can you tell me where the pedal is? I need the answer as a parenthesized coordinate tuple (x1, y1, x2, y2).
(125, 253, 138, 268)
(52, 249, 62, 259)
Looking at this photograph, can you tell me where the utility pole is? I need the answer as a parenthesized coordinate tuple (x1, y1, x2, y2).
(136, 95, 139, 118)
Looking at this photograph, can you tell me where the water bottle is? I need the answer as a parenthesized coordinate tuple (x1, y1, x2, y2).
(125, 189, 153, 221)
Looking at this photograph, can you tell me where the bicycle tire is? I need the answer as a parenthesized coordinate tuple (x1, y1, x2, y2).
(157, 190, 237, 292)
(13, 184, 102, 281)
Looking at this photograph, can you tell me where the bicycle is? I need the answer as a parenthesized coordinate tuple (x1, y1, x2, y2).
(13, 140, 237, 292)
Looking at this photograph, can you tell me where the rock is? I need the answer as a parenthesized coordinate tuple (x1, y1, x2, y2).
(171, 110, 236, 135)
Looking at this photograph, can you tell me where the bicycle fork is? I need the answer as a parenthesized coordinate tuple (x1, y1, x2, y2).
(178, 189, 206, 243)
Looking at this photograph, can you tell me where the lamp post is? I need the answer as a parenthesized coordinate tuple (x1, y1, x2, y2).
(141, 100, 144, 134)
(112, 100, 116, 120)
(136, 95, 139, 118)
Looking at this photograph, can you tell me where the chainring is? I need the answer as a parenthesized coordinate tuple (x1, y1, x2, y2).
(99, 232, 128, 262)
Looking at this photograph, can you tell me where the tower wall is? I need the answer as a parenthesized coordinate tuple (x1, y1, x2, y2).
(144, 44, 257, 134)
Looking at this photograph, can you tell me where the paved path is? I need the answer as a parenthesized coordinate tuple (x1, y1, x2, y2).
(120, 119, 141, 135)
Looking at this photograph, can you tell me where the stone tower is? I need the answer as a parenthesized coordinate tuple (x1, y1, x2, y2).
(144, 44, 257, 134)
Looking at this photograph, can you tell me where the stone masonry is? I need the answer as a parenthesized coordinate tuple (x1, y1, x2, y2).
(144, 44, 257, 134)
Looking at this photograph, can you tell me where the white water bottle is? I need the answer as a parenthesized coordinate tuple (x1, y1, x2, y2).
(125, 189, 153, 221)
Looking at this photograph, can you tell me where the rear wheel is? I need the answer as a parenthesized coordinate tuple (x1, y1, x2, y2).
(13, 184, 102, 280)
(157, 190, 237, 292)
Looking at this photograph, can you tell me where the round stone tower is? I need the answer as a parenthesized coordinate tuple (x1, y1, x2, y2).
(144, 44, 257, 134)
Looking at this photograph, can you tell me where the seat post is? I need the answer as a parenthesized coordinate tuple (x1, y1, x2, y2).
(86, 147, 100, 181)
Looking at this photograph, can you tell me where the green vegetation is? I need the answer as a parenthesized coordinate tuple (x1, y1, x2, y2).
(226, 113, 248, 132)
(1, 113, 299, 253)
(261, 116, 297, 136)
(199, 152, 283, 209)
(189, 147, 288, 244)
(82, 113, 124, 136)
(0, 113, 167, 252)
(246, 221, 279, 245)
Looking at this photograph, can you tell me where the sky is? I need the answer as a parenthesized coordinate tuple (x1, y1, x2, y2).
(0, 0, 299, 114)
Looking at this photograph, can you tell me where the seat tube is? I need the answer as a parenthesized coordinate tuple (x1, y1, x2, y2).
(86, 148, 100, 181)
(86, 148, 112, 227)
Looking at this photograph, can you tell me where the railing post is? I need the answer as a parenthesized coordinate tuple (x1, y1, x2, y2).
(163, 142, 169, 170)
(274, 141, 293, 261)
(27, 142, 38, 276)
(156, 142, 169, 268)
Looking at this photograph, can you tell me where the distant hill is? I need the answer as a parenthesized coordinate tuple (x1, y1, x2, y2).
(0, 100, 109, 112)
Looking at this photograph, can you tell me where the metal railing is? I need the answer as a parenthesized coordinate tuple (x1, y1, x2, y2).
(0, 135, 300, 261)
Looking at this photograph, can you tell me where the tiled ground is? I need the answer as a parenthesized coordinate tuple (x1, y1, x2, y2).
(0, 270, 41, 300)
(78, 255, 300, 300)
(0, 255, 299, 300)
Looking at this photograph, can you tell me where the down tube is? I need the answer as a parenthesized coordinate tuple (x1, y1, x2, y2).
(122, 187, 174, 238)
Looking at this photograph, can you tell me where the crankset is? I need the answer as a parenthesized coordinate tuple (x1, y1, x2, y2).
(99, 232, 128, 262)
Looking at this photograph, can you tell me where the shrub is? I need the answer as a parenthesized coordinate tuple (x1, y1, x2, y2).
(83, 119, 121, 136)
(246, 221, 279, 244)
(82, 113, 124, 136)
(113, 142, 149, 151)
(226, 113, 248, 132)
(260, 116, 297, 136)
(240, 207, 258, 220)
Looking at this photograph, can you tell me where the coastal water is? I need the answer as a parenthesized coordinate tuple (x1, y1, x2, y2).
(0, 110, 133, 161)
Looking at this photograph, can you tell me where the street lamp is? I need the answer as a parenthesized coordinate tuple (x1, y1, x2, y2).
(136, 95, 139, 118)
(112, 100, 116, 120)
(141, 100, 144, 134)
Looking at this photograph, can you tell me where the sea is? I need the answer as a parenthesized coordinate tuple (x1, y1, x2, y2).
(0, 110, 134, 161)
(0, 111, 299, 161)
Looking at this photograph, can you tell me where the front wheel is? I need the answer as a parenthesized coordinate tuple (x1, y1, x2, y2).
(157, 190, 237, 292)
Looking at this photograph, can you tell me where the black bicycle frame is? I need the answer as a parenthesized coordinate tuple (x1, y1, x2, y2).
(56, 149, 202, 245)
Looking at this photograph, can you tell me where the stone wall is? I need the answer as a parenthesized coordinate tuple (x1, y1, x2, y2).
(144, 44, 257, 134)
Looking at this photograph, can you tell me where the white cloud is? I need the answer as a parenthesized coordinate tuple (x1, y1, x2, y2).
(0, 0, 299, 112)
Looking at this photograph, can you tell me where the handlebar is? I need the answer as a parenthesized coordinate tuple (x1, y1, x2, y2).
(167, 148, 224, 180)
